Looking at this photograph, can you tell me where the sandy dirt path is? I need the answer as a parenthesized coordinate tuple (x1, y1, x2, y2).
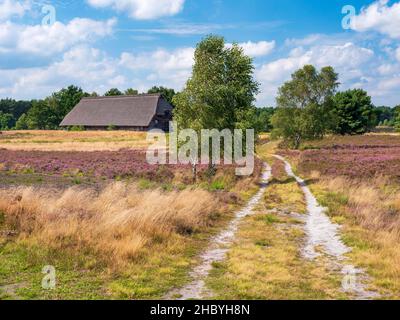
(274, 155, 379, 300)
(166, 163, 272, 300)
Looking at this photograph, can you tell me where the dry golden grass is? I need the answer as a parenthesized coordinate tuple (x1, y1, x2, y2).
(0, 130, 150, 151)
(322, 177, 400, 236)
(0, 183, 221, 269)
(311, 176, 400, 298)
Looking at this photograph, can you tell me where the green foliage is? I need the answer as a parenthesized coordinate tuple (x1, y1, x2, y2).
(69, 125, 85, 131)
(105, 88, 123, 96)
(374, 106, 395, 126)
(0, 99, 32, 128)
(125, 88, 139, 95)
(173, 35, 259, 133)
(23, 99, 58, 129)
(254, 107, 275, 132)
(107, 124, 117, 131)
(51, 85, 88, 124)
(15, 114, 30, 130)
(13, 85, 87, 130)
(210, 180, 225, 191)
(0, 111, 14, 130)
(272, 65, 339, 149)
(147, 86, 176, 105)
(392, 105, 400, 131)
(332, 89, 376, 135)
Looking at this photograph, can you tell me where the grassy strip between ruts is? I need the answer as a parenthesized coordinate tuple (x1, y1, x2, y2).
(206, 156, 350, 300)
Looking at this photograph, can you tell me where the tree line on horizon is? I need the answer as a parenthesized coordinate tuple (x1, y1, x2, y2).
(0, 86, 177, 131)
(0, 35, 399, 149)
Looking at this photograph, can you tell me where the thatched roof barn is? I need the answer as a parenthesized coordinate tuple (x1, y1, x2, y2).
(60, 94, 173, 131)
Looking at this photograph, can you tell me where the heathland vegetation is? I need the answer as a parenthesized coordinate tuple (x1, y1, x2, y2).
(1, 35, 400, 300)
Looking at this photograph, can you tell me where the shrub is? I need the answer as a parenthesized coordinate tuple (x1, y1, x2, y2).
(69, 126, 85, 132)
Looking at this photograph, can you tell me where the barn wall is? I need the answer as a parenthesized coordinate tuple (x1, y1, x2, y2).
(83, 126, 149, 131)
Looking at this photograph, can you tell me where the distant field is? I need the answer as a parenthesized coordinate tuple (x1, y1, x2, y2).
(281, 134, 400, 180)
(0, 130, 150, 151)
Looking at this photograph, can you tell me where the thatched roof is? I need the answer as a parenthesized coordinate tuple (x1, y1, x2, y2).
(60, 94, 171, 127)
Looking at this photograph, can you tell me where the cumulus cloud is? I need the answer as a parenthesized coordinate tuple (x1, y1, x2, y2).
(396, 47, 400, 61)
(0, 45, 195, 99)
(350, 0, 400, 39)
(227, 41, 275, 57)
(0, 46, 120, 98)
(0, 0, 30, 21)
(87, 0, 185, 20)
(119, 47, 194, 88)
(256, 42, 375, 105)
(0, 18, 116, 56)
(257, 43, 373, 83)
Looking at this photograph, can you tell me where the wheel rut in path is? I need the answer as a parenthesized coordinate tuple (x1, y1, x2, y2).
(166, 163, 272, 300)
(274, 155, 379, 300)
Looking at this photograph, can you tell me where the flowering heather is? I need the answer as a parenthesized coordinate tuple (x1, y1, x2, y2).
(0, 149, 262, 185)
(279, 135, 400, 180)
(0, 149, 182, 180)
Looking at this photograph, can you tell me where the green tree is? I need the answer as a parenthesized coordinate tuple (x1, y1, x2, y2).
(271, 65, 339, 148)
(147, 86, 176, 105)
(394, 105, 400, 131)
(23, 100, 58, 129)
(332, 89, 376, 135)
(125, 88, 139, 95)
(105, 88, 123, 96)
(19, 86, 87, 129)
(172, 35, 259, 175)
(173, 35, 259, 132)
(51, 85, 88, 125)
(374, 106, 394, 126)
(15, 114, 30, 130)
(0, 99, 32, 128)
(254, 107, 275, 132)
(0, 111, 14, 130)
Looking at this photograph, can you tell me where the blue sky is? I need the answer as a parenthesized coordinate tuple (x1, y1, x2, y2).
(0, 0, 399, 106)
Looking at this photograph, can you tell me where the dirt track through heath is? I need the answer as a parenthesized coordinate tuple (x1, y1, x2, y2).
(166, 163, 272, 300)
(274, 155, 378, 300)
(167, 156, 378, 300)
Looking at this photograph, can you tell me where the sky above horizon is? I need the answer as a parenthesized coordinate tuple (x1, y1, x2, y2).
(0, 0, 399, 106)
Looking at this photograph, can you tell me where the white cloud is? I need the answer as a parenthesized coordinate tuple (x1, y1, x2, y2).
(0, 45, 195, 99)
(0, 46, 121, 98)
(257, 43, 373, 83)
(87, 0, 185, 20)
(120, 47, 194, 88)
(0, 18, 116, 56)
(377, 63, 399, 75)
(256, 42, 375, 105)
(120, 47, 194, 71)
(0, 0, 30, 21)
(227, 41, 275, 57)
(396, 47, 400, 61)
(350, 0, 400, 39)
(285, 34, 323, 47)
